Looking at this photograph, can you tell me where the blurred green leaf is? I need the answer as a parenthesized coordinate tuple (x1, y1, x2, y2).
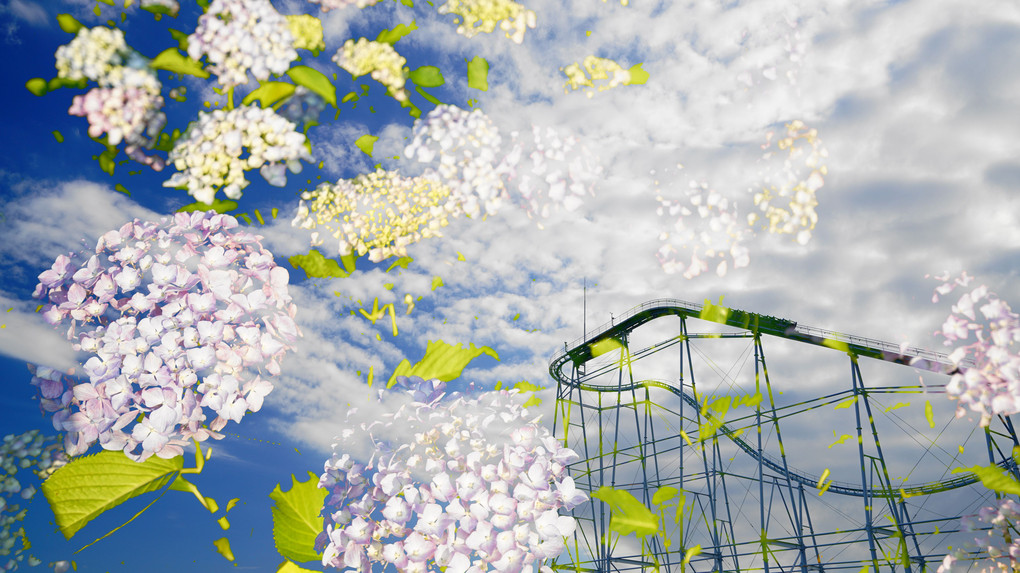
(952, 464, 1020, 495)
(176, 198, 237, 213)
(625, 63, 649, 85)
(288, 249, 352, 279)
(408, 66, 444, 87)
(354, 134, 379, 157)
(287, 66, 336, 107)
(591, 486, 659, 537)
(388, 340, 499, 387)
(150, 48, 209, 78)
(376, 21, 418, 45)
(56, 14, 83, 34)
(25, 78, 47, 96)
(243, 82, 297, 108)
(467, 56, 489, 91)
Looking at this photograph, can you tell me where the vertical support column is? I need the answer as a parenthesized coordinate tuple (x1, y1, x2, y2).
(849, 354, 882, 571)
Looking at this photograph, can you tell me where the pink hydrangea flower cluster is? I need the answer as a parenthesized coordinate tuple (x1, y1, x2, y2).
(187, 0, 297, 88)
(937, 498, 1020, 572)
(30, 211, 300, 461)
(55, 27, 167, 170)
(317, 376, 587, 573)
(932, 272, 1020, 426)
(1, 430, 68, 572)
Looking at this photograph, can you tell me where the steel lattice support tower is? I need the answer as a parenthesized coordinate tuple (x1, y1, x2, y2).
(549, 298, 1020, 573)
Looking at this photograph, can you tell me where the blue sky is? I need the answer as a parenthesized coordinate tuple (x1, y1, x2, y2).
(1, 0, 1020, 571)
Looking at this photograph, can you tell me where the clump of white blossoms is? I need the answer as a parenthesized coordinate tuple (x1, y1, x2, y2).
(656, 179, 751, 279)
(333, 38, 408, 102)
(561, 56, 632, 97)
(307, 0, 382, 11)
(0, 431, 69, 572)
(55, 27, 167, 170)
(294, 169, 462, 262)
(404, 105, 514, 218)
(317, 376, 587, 572)
(931, 272, 1020, 426)
(55, 26, 129, 85)
(187, 0, 297, 88)
(438, 0, 537, 44)
(164, 105, 312, 204)
(748, 120, 828, 246)
(938, 498, 1020, 573)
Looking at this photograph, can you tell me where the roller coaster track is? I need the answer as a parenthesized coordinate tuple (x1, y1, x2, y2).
(549, 297, 1008, 500)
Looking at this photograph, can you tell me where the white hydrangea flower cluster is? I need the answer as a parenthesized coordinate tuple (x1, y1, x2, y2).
(938, 498, 1020, 572)
(1, 431, 69, 572)
(333, 38, 408, 102)
(561, 56, 632, 97)
(655, 179, 751, 279)
(437, 0, 537, 44)
(286, 14, 325, 54)
(293, 169, 461, 262)
(748, 120, 828, 246)
(931, 273, 1020, 426)
(187, 0, 297, 88)
(55, 26, 129, 84)
(404, 105, 513, 218)
(306, 0, 382, 11)
(55, 27, 167, 170)
(30, 212, 300, 462)
(317, 376, 586, 573)
(505, 125, 602, 221)
(164, 105, 312, 204)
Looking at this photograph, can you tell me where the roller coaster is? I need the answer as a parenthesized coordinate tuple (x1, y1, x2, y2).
(549, 298, 1020, 573)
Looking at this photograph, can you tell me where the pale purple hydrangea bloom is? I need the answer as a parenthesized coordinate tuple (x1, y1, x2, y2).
(187, 0, 297, 88)
(30, 211, 300, 462)
(505, 125, 602, 221)
(938, 498, 1020, 572)
(317, 376, 586, 573)
(932, 273, 1020, 426)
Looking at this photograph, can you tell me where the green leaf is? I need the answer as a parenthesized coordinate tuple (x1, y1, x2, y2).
(431, 275, 444, 291)
(376, 21, 418, 45)
(57, 14, 84, 34)
(168, 28, 189, 51)
(98, 147, 117, 176)
(270, 472, 327, 564)
(415, 85, 444, 106)
(212, 537, 235, 561)
(114, 183, 129, 196)
(388, 340, 499, 387)
(287, 66, 336, 107)
(242, 81, 297, 108)
(289, 249, 352, 279)
(150, 48, 209, 78)
(408, 66, 444, 88)
(46, 77, 87, 91)
(354, 134, 379, 157)
(625, 63, 649, 85)
(467, 56, 489, 91)
(25, 78, 47, 96)
(590, 486, 659, 537)
(386, 256, 413, 272)
(41, 451, 183, 540)
(952, 464, 1020, 495)
(177, 198, 237, 213)
(651, 486, 679, 506)
(925, 400, 935, 428)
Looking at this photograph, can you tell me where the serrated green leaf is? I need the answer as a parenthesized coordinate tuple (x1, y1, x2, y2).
(354, 134, 378, 157)
(625, 63, 649, 85)
(25, 78, 47, 96)
(387, 340, 499, 387)
(41, 451, 183, 540)
(57, 14, 84, 34)
(270, 472, 327, 564)
(289, 249, 352, 279)
(467, 56, 489, 91)
(150, 48, 209, 78)
(242, 82, 297, 108)
(177, 198, 237, 213)
(376, 21, 418, 45)
(287, 66, 336, 107)
(408, 66, 444, 87)
(591, 486, 659, 537)
(952, 464, 1020, 495)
